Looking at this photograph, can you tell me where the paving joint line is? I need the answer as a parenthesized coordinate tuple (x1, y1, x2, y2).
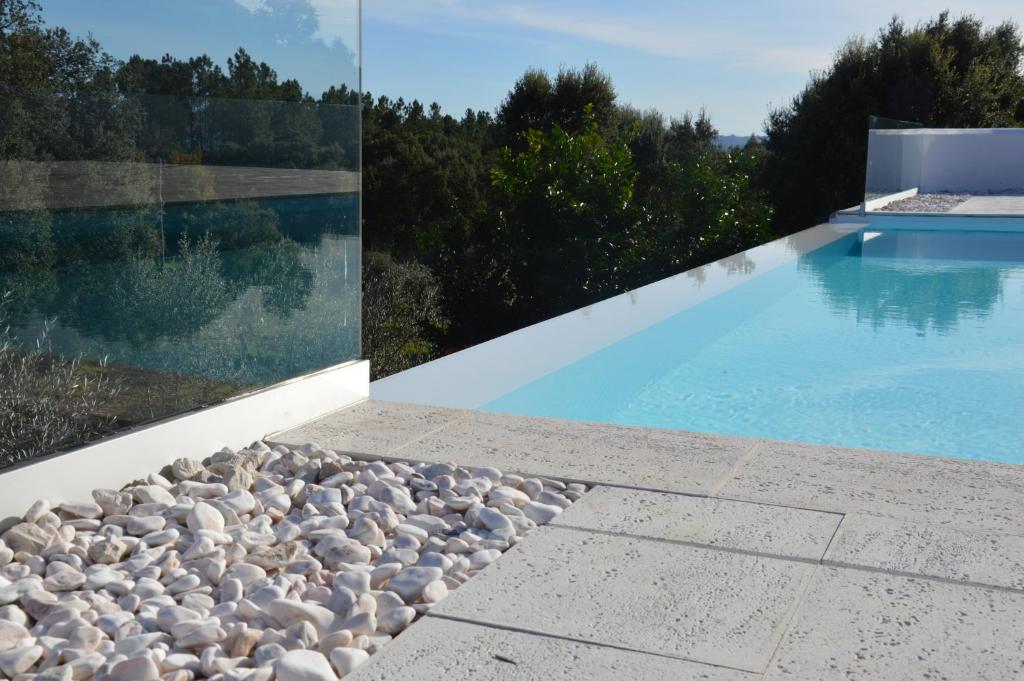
(583, 483, 846, 518)
(708, 440, 763, 497)
(269, 445, 849, 519)
(549, 523, 824, 566)
(820, 559, 1024, 595)
(546, 524, 1024, 595)
(759, 563, 820, 675)
(424, 612, 763, 676)
(387, 410, 474, 455)
(817, 512, 848, 563)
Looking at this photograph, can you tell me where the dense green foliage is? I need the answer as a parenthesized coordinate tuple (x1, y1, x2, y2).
(764, 12, 1024, 233)
(487, 110, 641, 324)
(361, 70, 773, 348)
(362, 252, 446, 380)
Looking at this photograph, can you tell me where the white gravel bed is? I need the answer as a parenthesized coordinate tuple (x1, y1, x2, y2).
(0, 442, 584, 680)
(876, 192, 970, 212)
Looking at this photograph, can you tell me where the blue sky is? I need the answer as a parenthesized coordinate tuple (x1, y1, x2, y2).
(363, 0, 1024, 134)
(39, 1, 1024, 135)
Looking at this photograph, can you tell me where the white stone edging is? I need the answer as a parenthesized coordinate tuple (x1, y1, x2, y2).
(863, 187, 918, 212)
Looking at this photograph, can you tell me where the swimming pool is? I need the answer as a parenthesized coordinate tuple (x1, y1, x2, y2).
(478, 227, 1024, 463)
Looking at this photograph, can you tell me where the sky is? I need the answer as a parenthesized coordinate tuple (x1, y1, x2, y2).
(42, 0, 360, 96)
(363, 0, 1024, 134)
(38, 1, 1024, 135)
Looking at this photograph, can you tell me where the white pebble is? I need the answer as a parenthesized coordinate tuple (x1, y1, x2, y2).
(376, 605, 415, 635)
(1, 444, 582, 679)
(275, 649, 340, 681)
(187, 502, 225, 533)
(388, 566, 443, 603)
(329, 647, 369, 677)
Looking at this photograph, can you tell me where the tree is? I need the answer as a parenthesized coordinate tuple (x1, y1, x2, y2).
(485, 107, 641, 330)
(361, 251, 446, 379)
(763, 13, 1024, 234)
(361, 93, 489, 258)
(498, 64, 617, 145)
(0, 0, 38, 35)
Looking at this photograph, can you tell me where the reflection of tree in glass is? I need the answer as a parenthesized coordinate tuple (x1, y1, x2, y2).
(173, 200, 317, 317)
(107, 234, 232, 344)
(248, 240, 316, 317)
(0, 161, 56, 320)
(119, 49, 359, 170)
(173, 200, 282, 253)
(1, 1, 143, 163)
(801, 251, 1008, 334)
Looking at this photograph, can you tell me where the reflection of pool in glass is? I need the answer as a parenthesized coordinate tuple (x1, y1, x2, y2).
(485, 230, 1024, 463)
(1, 193, 359, 420)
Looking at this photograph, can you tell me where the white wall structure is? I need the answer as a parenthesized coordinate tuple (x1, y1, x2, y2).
(865, 130, 924, 194)
(867, 128, 1024, 195)
(0, 360, 368, 523)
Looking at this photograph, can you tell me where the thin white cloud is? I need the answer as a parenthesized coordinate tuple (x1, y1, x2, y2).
(232, 0, 359, 49)
(233, 0, 269, 12)
(365, 0, 1024, 75)
(364, 0, 834, 74)
(308, 0, 359, 48)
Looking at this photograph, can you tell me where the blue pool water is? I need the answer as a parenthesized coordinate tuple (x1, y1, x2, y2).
(484, 230, 1024, 463)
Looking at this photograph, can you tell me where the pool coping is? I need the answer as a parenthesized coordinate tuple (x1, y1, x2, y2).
(372, 221, 861, 409)
(373, 212, 1024, 412)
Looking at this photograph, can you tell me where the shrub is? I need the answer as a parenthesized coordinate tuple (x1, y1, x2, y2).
(0, 291, 122, 466)
(361, 251, 447, 380)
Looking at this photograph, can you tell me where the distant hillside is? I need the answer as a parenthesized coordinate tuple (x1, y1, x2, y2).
(715, 134, 763, 149)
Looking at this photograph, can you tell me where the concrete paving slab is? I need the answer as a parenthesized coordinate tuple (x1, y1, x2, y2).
(950, 195, 1024, 215)
(349, 617, 754, 681)
(273, 400, 465, 456)
(553, 486, 841, 561)
(392, 409, 758, 494)
(716, 439, 1024, 532)
(764, 565, 1024, 680)
(431, 526, 814, 672)
(824, 513, 1024, 590)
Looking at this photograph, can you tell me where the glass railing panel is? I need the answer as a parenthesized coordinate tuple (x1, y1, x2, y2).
(0, 1, 361, 465)
(863, 115, 924, 210)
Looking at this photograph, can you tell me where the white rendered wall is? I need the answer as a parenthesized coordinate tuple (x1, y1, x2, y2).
(0, 360, 368, 523)
(868, 128, 1024, 194)
(866, 131, 923, 193)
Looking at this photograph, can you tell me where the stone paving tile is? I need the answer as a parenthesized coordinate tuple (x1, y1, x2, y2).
(716, 439, 1024, 532)
(764, 565, 1024, 680)
(393, 409, 758, 494)
(553, 486, 842, 561)
(431, 526, 814, 672)
(273, 400, 465, 456)
(823, 513, 1024, 591)
(349, 618, 755, 681)
(950, 195, 1024, 215)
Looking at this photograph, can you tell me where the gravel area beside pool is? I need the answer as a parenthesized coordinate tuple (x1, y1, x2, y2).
(877, 192, 970, 212)
(0, 441, 581, 680)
